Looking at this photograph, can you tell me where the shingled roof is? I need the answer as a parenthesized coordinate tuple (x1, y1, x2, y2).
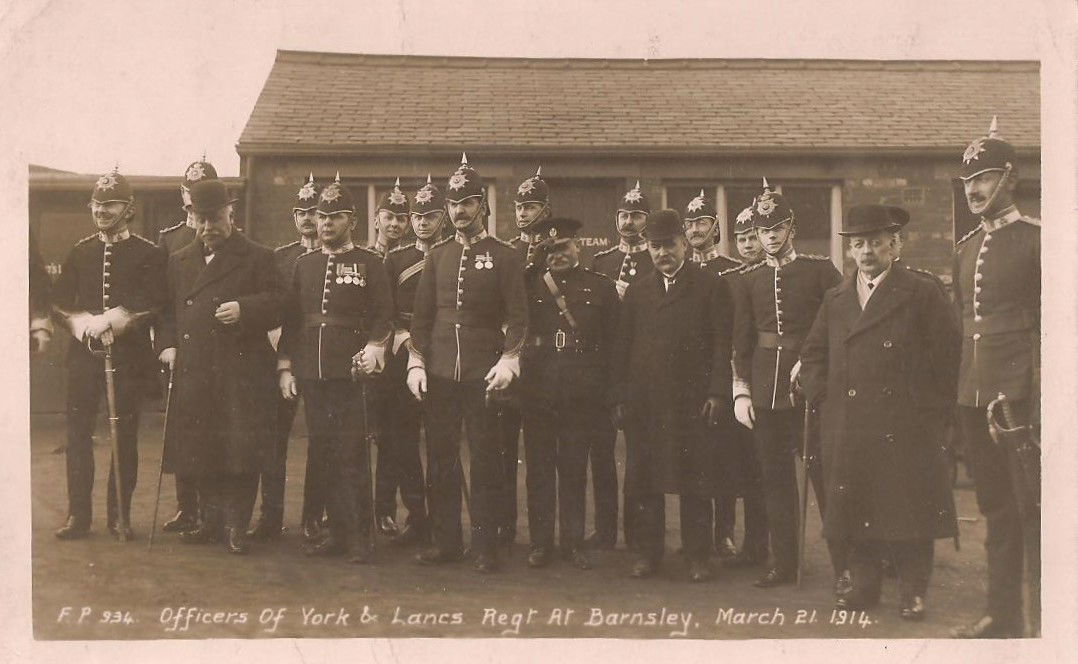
(238, 50, 1039, 156)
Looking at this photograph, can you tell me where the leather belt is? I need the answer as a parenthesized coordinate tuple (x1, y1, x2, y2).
(963, 310, 1036, 338)
(530, 332, 599, 353)
(757, 331, 803, 351)
(398, 312, 414, 322)
(303, 314, 364, 329)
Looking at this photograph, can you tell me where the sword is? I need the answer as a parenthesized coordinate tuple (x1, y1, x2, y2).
(987, 392, 1041, 514)
(796, 403, 812, 589)
(148, 368, 174, 552)
(104, 344, 128, 543)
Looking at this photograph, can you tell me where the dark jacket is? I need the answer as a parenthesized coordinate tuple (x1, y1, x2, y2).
(800, 266, 960, 542)
(613, 262, 734, 496)
(157, 232, 281, 476)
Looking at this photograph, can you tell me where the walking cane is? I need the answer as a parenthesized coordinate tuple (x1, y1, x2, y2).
(796, 403, 812, 589)
(148, 368, 174, 552)
(103, 344, 129, 543)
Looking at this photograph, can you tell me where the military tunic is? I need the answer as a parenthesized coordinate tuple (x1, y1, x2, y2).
(590, 239, 654, 291)
(157, 221, 198, 256)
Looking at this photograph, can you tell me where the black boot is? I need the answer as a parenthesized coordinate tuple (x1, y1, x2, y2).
(225, 527, 249, 555)
(55, 516, 91, 540)
(246, 512, 283, 541)
(162, 510, 198, 533)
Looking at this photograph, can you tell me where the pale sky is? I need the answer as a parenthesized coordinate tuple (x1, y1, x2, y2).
(0, 0, 1065, 177)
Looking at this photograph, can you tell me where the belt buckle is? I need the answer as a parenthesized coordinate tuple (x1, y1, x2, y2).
(554, 329, 566, 350)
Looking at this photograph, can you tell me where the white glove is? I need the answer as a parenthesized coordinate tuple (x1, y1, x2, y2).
(267, 326, 283, 351)
(83, 314, 112, 341)
(279, 370, 297, 400)
(789, 360, 802, 387)
(392, 330, 411, 355)
(407, 367, 427, 401)
(101, 306, 135, 337)
(734, 395, 755, 430)
(484, 355, 520, 392)
(354, 343, 386, 375)
(159, 347, 177, 371)
(615, 279, 629, 300)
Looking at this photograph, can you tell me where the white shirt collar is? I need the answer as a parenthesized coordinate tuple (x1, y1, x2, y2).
(764, 247, 798, 268)
(856, 264, 893, 309)
(660, 260, 686, 282)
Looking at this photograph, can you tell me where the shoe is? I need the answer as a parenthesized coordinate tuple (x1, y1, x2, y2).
(246, 514, 283, 541)
(55, 516, 90, 540)
(473, 552, 501, 573)
(833, 569, 853, 599)
(753, 568, 795, 588)
(378, 515, 400, 537)
(688, 560, 714, 583)
(527, 546, 553, 568)
(108, 522, 135, 541)
(565, 548, 592, 570)
(950, 615, 1023, 639)
(301, 518, 324, 543)
(305, 536, 346, 557)
(899, 596, 926, 621)
(162, 510, 198, 533)
(392, 522, 431, 546)
(180, 524, 222, 545)
(225, 527, 249, 555)
(715, 536, 739, 559)
(629, 558, 658, 578)
(348, 541, 373, 564)
(584, 532, 616, 551)
(415, 547, 464, 565)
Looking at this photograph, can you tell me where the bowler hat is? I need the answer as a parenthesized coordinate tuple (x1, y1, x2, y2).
(642, 209, 683, 242)
(839, 204, 910, 236)
(187, 178, 237, 214)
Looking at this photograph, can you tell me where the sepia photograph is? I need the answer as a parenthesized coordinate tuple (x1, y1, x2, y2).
(4, 0, 1077, 660)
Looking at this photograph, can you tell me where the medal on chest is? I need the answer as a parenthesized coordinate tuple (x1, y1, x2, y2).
(334, 262, 366, 287)
(474, 251, 494, 270)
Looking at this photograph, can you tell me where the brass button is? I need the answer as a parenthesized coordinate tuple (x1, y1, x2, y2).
(973, 333, 982, 341)
(883, 387, 894, 396)
(885, 433, 895, 443)
(186, 299, 193, 306)
(183, 333, 190, 340)
(847, 389, 856, 397)
(883, 340, 893, 348)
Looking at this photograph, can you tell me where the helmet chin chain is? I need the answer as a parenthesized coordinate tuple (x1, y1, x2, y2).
(417, 210, 448, 241)
(972, 164, 1013, 218)
(454, 191, 488, 234)
(761, 221, 795, 257)
(517, 201, 549, 231)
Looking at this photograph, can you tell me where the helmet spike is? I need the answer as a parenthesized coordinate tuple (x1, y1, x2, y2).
(461, 152, 468, 165)
(394, 176, 401, 189)
(699, 188, 706, 197)
(634, 180, 641, 190)
(762, 176, 771, 191)
(988, 115, 999, 138)
(426, 173, 432, 184)
(536, 165, 542, 177)
(307, 172, 314, 183)
(334, 171, 341, 183)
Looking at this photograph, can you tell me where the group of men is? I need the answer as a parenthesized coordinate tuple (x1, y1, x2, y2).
(36, 118, 1039, 637)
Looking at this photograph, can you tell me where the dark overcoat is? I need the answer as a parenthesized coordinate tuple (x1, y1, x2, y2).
(157, 232, 281, 477)
(612, 262, 734, 497)
(800, 266, 960, 542)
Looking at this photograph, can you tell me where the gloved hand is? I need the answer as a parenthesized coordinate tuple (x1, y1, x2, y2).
(484, 355, 519, 392)
(31, 329, 51, 354)
(354, 343, 385, 375)
(279, 370, 297, 400)
(158, 347, 177, 371)
(734, 395, 755, 430)
(407, 367, 427, 401)
(700, 396, 725, 427)
(102, 306, 135, 337)
(83, 314, 111, 341)
(615, 280, 629, 300)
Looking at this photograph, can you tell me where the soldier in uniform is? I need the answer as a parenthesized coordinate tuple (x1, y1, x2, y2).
(683, 189, 743, 560)
(800, 204, 960, 620)
(587, 180, 654, 550)
(950, 119, 1040, 639)
(520, 216, 619, 570)
(612, 209, 734, 581)
(278, 175, 393, 562)
(380, 176, 446, 547)
(731, 179, 846, 590)
(721, 206, 770, 568)
(157, 159, 220, 534)
(157, 178, 280, 555)
(406, 154, 527, 573)
(369, 177, 413, 537)
(248, 174, 326, 542)
(53, 170, 168, 540)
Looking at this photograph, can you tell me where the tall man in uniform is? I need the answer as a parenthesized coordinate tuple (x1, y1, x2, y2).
(683, 189, 743, 559)
(731, 180, 845, 589)
(612, 209, 734, 581)
(157, 158, 219, 534)
(381, 175, 447, 547)
(52, 170, 168, 540)
(157, 178, 280, 555)
(588, 180, 654, 550)
(407, 154, 527, 573)
(370, 177, 412, 537)
(800, 204, 960, 620)
(950, 119, 1041, 639)
(278, 176, 393, 563)
(248, 174, 326, 542)
(520, 216, 619, 570)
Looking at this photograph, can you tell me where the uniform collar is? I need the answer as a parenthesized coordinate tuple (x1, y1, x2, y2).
(520, 230, 539, 244)
(691, 244, 725, 263)
(415, 238, 431, 253)
(98, 228, 130, 244)
(455, 228, 488, 247)
(980, 206, 1022, 233)
(300, 236, 320, 251)
(322, 241, 355, 256)
(764, 247, 798, 268)
(185, 217, 198, 230)
(618, 237, 648, 254)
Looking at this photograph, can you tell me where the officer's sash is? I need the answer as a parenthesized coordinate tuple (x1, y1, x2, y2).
(397, 260, 425, 286)
(541, 271, 580, 332)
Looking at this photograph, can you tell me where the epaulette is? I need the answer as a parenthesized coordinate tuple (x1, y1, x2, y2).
(159, 221, 186, 235)
(357, 245, 382, 257)
(76, 233, 98, 245)
(592, 246, 619, 258)
(1020, 216, 1041, 227)
(741, 261, 766, 274)
(582, 267, 616, 283)
(799, 253, 832, 261)
(388, 242, 416, 255)
(717, 264, 743, 277)
(489, 236, 514, 248)
(130, 233, 155, 246)
(274, 240, 299, 253)
(431, 236, 454, 250)
(955, 226, 981, 247)
(296, 249, 324, 262)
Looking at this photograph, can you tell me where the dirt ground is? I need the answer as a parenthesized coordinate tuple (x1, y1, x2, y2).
(30, 411, 992, 640)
